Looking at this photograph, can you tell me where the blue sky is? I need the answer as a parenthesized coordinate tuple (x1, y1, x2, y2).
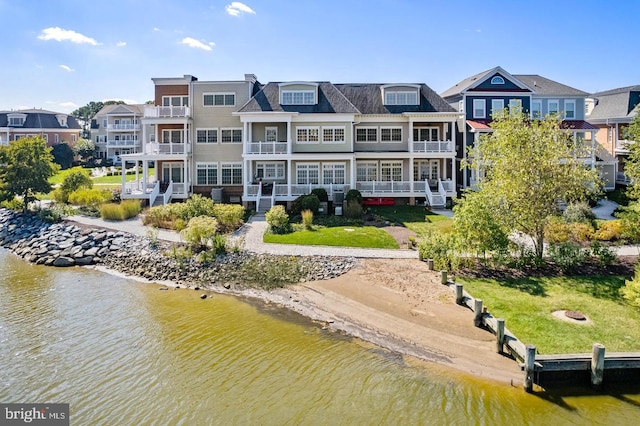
(0, 0, 638, 114)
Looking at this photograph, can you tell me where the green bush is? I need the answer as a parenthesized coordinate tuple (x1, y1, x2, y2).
(290, 195, 305, 216)
(301, 194, 320, 214)
(265, 205, 291, 234)
(311, 187, 329, 202)
(545, 217, 594, 243)
(180, 216, 219, 250)
(99, 200, 141, 220)
(212, 203, 245, 232)
(418, 232, 465, 271)
(622, 266, 640, 308)
(590, 240, 617, 267)
(120, 199, 142, 218)
(344, 200, 363, 219)
(563, 202, 595, 223)
(56, 170, 93, 203)
(68, 188, 113, 207)
(180, 194, 216, 220)
(548, 242, 588, 273)
(594, 220, 624, 241)
(302, 209, 314, 230)
(345, 189, 363, 206)
(1, 197, 23, 211)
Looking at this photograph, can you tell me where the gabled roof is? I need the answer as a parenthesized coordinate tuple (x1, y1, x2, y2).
(237, 82, 359, 114)
(0, 109, 81, 129)
(100, 104, 145, 115)
(440, 66, 532, 99)
(335, 83, 455, 114)
(514, 75, 588, 97)
(588, 85, 640, 120)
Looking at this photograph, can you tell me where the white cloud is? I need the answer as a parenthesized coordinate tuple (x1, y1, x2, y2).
(153, 27, 161, 32)
(225, 2, 255, 16)
(116, 41, 127, 47)
(59, 101, 78, 108)
(59, 65, 74, 72)
(181, 37, 214, 51)
(38, 27, 100, 45)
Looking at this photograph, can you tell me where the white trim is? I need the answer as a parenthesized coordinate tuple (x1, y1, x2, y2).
(295, 162, 320, 185)
(281, 90, 316, 105)
(355, 126, 378, 143)
(220, 128, 242, 143)
(195, 162, 218, 185)
(203, 92, 236, 107)
(220, 162, 243, 185)
(490, 76, 505, 85)
(162, 95, 189, 107)
(296, 126, 320, 144)
(380, 160, 403, 182)
(548, 99, 560, 115)
(321, 162, 347, 185)
(256, 161, 285, 180)
(195, 128, 218, 144)
(564, 99, 576, 119)
(413, 126, 440, 141)
(473, 99, 486, 119)
(384, 90, 419, 105)
(356, 161, 378, 181)
(265, 126, 278, 142)
(321, 126, 346, 144)
(491, 99, 504, 117)
(379, 126, 403, 143)
(531, 99, 543, 119)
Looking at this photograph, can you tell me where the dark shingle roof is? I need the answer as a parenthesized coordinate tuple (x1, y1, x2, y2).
(335, 84, 455, 114)
(440, 67, 497, 99)
(0, 109, 81, 129)
(514, 75, 588, 97)
(238, 82, 359, 114)
(588, 86, 640, 120)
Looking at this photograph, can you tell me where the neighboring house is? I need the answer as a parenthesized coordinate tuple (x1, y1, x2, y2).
(586, 85, 640, 185)
(90, 104, 146, 160)
(440, 66, 615, 190)
(0, 109, 81, 147)
(119, 74, 460, 209)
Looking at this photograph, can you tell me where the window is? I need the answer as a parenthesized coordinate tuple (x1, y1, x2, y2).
(162, 96, 189, 107)
(296, 163, 320, 185)
(356, 162, 378, 182)
(548, 100, 559, 115)
(256, 162, 285, 180)
(8, 117, 24, 126)
(491, 76, 505, 85)
(355, 127, 377, 143)
(265, 127, 278, 142)
(162, 130, 183, 143)
(380, 161, 402, 181)
(322, 127, 345, 144)
(491, 99, 504, 117)
(102, 119, 107, 128)
(196, 163, 218, 185)
(282, 90, 315, 105)
(221, 163, 242, 185)
(473, 99, 486, 118)
(221, 128, 242, 143)
(203, 93, 235, 107)
(384, 91, 419, 105)
(380, 127, 402, 142)
(413, 160, 439, 181)
(296, 127, 319, 143)
(43, 134, 48, 143)
(565, 100, 576, 119)
(531, 100, 542, 119)
(196, 129, 217, 144)
(322, 163, 346, 185)
(414, 127, 439, 141)
(509, 99, 522, 112)
(55, 134, 59, 144)
(72, 134, 77, 142)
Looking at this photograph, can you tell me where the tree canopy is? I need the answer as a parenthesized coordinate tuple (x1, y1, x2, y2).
(51, 143, 75, 170)
(623, 113, 640, 200)
(74, 137, 97, 164)
(462, 109, 601, 258)
(71, 100, 125, 138)
(0, 136, 60, 210)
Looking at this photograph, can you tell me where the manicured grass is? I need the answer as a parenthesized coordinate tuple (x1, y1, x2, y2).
(264, 225, 399, 249)
(459, 275, 640, 354)
(367, 205, 453, 235)
(49, 166, 154, 185)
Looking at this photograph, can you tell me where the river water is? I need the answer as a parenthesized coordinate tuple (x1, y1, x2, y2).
(1, 248, 639, 425)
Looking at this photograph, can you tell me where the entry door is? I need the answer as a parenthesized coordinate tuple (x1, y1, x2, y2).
(162, 163, 184, 183)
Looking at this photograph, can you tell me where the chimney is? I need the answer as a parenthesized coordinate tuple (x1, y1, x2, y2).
(245, 74, 258, 84)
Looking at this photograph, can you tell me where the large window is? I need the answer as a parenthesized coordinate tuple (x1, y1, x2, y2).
(296, 127, 319, 143)
(414, 127, 439, 141)
(491, 99, 504, 117)
(282, 90, 315, 105)
(356, 162, 378, 181)
(380, 127, 402, 143)
(9, 117, 24, 126)
(531, 100, 542, 119)
(380, 161, 402, 181)
(565, 100, 576, 119)
(221, 163, 242, 185)
(162, 96, 189, 107)
(473, 99, 486, 118)
(384, 91, 419, 105)
(296, 163, 320, 185)
(322, 127, 345, 144)
(221, 128, 242, 143)
(256, 162, 285, 180)
(414, 160, 439, 181)
(203, 93, 235, 107)
(265, 127, 278, 142)
(322, 163, 346, 185)
(196, 163, 218, 185)
(162, 130, 183, 143)
(509, 99, 522, 116)
(548, 99, 559, 115)
(196, 129, 217, 144)
(355, 127, 377, 143)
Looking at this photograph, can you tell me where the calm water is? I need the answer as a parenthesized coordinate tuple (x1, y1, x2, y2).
(1, 248, 640, 425)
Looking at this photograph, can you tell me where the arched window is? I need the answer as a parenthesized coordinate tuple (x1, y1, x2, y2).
(491, 76, 505, 85)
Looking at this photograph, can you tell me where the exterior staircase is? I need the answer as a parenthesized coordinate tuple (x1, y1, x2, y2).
(425, 179, 446, 208)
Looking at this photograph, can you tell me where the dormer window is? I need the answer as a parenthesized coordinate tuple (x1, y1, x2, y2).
(282, 90, 315, 105)
(55, 114, 67, 127)
(384, 91, 418, 105)
(8, 114, 27, 126)
(491, 76, 505, 85)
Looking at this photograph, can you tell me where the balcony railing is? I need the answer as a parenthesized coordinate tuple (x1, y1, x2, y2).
(244, 183, 349, 199)
(144, 105, 190, 118)
(412, 140, 454, 153)
(107, 124, 141, 130)
(107, 139, 140, 147)
(356, 181, 413, 193)
(145, 142, 189, 155)
(616, 139, 633, 153)
(247, 141, 288, 154)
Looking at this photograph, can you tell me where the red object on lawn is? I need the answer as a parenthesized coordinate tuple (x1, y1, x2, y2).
(362, 197, 395, 206)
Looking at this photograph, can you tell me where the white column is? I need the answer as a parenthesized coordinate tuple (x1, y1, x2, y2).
(287, 159, 292, 197)
(462, 127, 468, 188)
(408, 117, 414, 153)
(287, 119, 292, 155)
(242, 121, 248, 155)
(409, 156, 414, 193)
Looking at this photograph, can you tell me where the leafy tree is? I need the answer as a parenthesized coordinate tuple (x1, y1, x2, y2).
(55, 169, 93, 203)
(74, 138, 97, 164)
(463, 109, 600, 259)
(71, 100, 125, 138)
(51, 143, 75, 169)
(623, 113, 640, 201)
(0, 136, 60, 211)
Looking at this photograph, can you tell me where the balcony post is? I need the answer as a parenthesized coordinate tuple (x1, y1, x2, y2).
(242, 121, 248, 155)
(409, 117, 414, 153)
(409, 158, 415, 193)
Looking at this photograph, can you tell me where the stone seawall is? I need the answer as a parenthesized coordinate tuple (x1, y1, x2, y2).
(0, 209, 356, 288)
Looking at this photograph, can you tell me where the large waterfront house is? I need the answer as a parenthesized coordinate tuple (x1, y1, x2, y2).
(119, 74, 462, 210)
(90, 104, 146, 161)
(440, 66, 616, 190)
(586, 86, 640, 185)
(0, 109, 81, 147)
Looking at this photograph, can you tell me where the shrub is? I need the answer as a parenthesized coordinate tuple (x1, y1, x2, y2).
(302, 209, 314, 230)
(418, 232, 465, 272)
(290, 195, 305, 216)
(548, 242, 588, 273)
(100, 200, 141, 220)
(622, 266, 640, 308)
(345, 189, 363, 206)
(563, 202, 595, 223)
(508, 242, 545, 270)
(590, 241, 616, 267)
(311, 188, 328, 202)
(545, 218, 594, 243)
(120, 199, 142, 218)
(1, 197, 23, 211)
(301, 194, 320, 213)
(593, 220, 624, 241)
(212, 203, 245, 232)
(180, 216, 219, 250)
(265, 205, 291, 234)
(344, 200, 363, 219)
(181, 194, 216, 220)
(56, 170, 93, 203)
(68, 188, 113, 207)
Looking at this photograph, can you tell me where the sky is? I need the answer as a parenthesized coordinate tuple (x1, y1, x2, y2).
(1, 0, 638, 114)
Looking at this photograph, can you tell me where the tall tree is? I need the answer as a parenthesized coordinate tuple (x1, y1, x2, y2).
(0, 136, 60, 211)
(623, 113, 640, 200)
(464, 109, 601, 258)
(71, 100, 125, 138)
(74, 137, 97, 164)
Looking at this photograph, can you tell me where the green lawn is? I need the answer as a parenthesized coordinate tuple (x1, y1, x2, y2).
(264, 225, 399, 249)
(49, 166, 154, 185)
(459, 275, 640, 354)
(366, 205, 453, 235)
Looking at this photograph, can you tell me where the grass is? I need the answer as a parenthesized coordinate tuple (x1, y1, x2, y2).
(366, 205, 453, 235)
(264, 225, 399, 249)
(49, 166, 154, 185)
(458, 275, 640, 354)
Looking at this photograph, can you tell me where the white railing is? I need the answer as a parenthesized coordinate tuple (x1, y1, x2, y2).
(616, 172, 632, 185)
(356, 181, 412, 193)
(107, 124, 140, 130)
(439, 179, 455, 193)
(425, 182, 434, 206)
(148, 181, 160, 206)
(255, 182, 263, 213)
(144, 105, 190, 118)
(245, 183, 348, 199)
(107, 139, 140, 147)
(412, 140, 454, 153)
(163, 180, 173, 205)
(247, 141, 288, 154)
(425, 180, 445, 207)
(616, 139, 633, 152)
(145, 142, 189, 155)
(172, 183, 187, 195)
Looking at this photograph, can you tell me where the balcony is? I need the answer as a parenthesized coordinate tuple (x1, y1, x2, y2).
(144, 105, 190, 118)
(145, 142, 190, 155)
(412, 140, 454, 153)
(107, 124, 141, 130)
(107, 139, 140, 148)
(615, 139, 633, 154)
(247, 141, 288, 155)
